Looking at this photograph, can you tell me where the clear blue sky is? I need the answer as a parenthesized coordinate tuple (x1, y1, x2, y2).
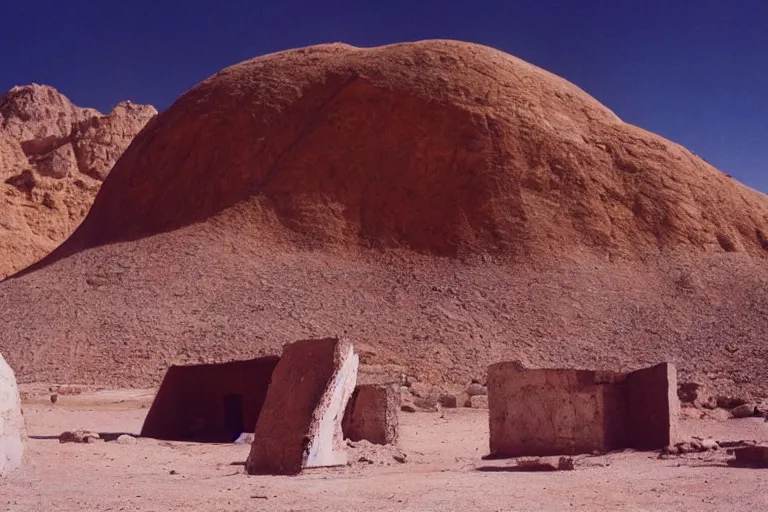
(2, 0, 766, 192)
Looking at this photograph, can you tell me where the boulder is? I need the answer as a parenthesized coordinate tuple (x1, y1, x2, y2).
(717, 396, 747, 409)
(466, 383, 488, 397)
(731, 404, 758, 418)
(246, 338, 359, 475)
(116, 434, 137, 445)
(0, 354, 25, 475)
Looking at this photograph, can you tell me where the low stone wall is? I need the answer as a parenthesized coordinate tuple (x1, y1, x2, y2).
(488, 362, 678, 458)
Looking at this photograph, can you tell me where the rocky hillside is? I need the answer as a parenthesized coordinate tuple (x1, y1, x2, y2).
(1, 41, 767, 398)
(0, 84, 156, 277)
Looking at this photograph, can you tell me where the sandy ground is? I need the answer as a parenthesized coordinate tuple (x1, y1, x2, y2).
(3, 389, 768, 511)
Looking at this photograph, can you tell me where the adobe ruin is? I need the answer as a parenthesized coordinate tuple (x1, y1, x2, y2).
(246, 337, 359, 475)
(487, 362, 678, 457)
(140, 356, 279, 442)
(343, 384, 400, 445)
(1, 354, 25, 476)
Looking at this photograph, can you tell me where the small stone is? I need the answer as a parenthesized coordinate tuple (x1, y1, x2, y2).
(469, 395, 488, 409)
(393, 454, 407, 464)
(42, 192, 56, 209)
(116, 434, 137, 445)
(59, 430, 101, 443)
(717, 396, 747, 409)
(401, 403, 417, 413)
(700, 439, 719, 450)
(50, 394, 58, 404)
(234, 432, 254, 444)
(677, 382, 701, 404)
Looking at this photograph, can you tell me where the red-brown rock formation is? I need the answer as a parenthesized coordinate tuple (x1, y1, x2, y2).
(1, 42, 767, 396)
(0, 84, 156, 277)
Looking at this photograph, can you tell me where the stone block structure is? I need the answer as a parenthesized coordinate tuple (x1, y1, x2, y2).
(487, 362, 678, 458)
(246, 337, 359, 475)
(343, 384, 399, 445)
(140, 356, 279, 442)
(1, 354, 25, 476)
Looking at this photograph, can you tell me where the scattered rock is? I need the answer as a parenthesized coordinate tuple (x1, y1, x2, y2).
(358, 455, 374, 464)
(116, 434, 137, 445)
(717, 396, 747, 409)
(413, 396, 440, 412)
(731, 404, 758, 418)
(470, 395, 488, 409)
(718, 440, 757, 448)
(49, 393, 58, 404)
(234, 432, 254, 444)
(466, 383, 487, 397)
(438, 394, 458, 408)
(669, 438, 719, 454)
(393, 453, 407, 464)
(677, 382, 701, 404)
(59, 430, 101, 443)
(400, 403, 417, 413)
(4, 169, 37, 191)
(515, 456, 575, 471)
(409, 382, 435, 399)
(42, 192, 56, 209)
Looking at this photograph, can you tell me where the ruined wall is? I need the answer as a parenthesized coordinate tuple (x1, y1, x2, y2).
(140, 356, 279, 442)
(488, 364, 627, 457)
(626, 362, 679, 449)
(1, 354, 25, 475)
(488, 362, 677, 458)
(246, 337, 359, 475)
(343, 384, 400, 445)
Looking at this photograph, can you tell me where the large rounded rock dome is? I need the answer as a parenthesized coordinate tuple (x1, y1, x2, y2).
(3, 41, 768, 395)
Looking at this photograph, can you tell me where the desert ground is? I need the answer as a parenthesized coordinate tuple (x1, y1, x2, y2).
(3, 388, 768, 512)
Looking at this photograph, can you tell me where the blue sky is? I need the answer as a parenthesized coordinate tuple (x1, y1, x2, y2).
(2, 0, 766, 192)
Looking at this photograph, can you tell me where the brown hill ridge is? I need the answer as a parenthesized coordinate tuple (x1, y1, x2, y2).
(2, 41, 768, 396)
(0, 84, 156, 277)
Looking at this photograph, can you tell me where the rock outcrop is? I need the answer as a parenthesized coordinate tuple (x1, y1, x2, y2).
(0, 84, 156, 277)
(1, 41, 768, 397)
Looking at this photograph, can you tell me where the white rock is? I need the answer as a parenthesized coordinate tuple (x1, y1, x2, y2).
(0, 354, 26, 475)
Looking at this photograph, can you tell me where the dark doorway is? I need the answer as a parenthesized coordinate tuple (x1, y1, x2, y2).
(140, 356, 279, 443)
(223, 393, 244, 442)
